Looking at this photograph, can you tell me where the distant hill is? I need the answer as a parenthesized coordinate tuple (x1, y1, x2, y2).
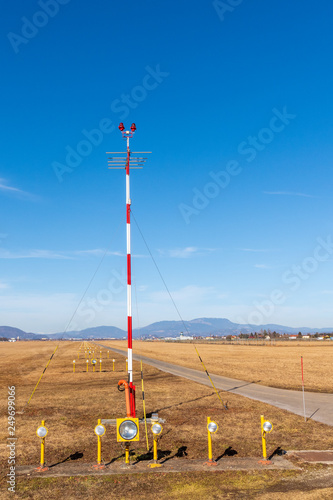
(1, 318, 333, 340)
(51, 325, 127, 340)
(0, 326, 43, 340)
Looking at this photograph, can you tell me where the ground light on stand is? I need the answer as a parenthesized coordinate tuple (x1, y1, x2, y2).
(204, 417, 218, 466)
(148, 422, 163, 468)
(73, 360, 75, 373)
(86, 360, 89, 372)
(259, 415, 273, 465)
(113, 359, 115, 371)
(93, 419, 106, 469)
(107, 123, 151, 417)
(117, 417, 140, 466)
(35, 421, 48, 471)
(92, 359, 97, 372)
(99, 359, 102, 372)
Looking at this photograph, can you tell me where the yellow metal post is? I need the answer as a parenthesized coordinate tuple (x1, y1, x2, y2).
(148, 436, 162, 468)
(126, 359, 128, 372)
(86, 360, 89, 372)
(93, 363, 95, 373)
(207, 417, 213, 461)
(113, 359, 115, 371)
(97, 419, 102, 464)
(261, 415, 267, 459)
(153, 436, 158, 461)
(40, 420, 46, 467)
(73, 360, 75, 373)
(140, 360, 149, 451)
(107, 351, 109, 359)
(125, 443, 130, 465)
(99, 359, 102, 372)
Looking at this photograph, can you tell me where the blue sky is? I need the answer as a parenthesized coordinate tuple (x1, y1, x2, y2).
(1, 0, 333, 333)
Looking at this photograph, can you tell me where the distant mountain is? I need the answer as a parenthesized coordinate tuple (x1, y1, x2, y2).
(133, 318, 239, 337)
(51, 325, 127, 340)
(134, 318, 333, 337)
(0, 326, 44, 340)
(1, 319, 333, 340)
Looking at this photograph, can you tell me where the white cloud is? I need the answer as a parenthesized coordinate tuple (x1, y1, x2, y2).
(263, 191, 314, 198)
(150, 285, 216, 302)
(239, 248, 274, 253)
(0, 248, 125, 260)
(159, 247, 215, 258)
(0, 178, 36, 200)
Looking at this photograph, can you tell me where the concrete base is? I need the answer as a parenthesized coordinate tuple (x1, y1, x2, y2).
(17, 456, 299, 477)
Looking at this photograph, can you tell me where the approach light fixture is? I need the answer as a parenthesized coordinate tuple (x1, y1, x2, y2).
(151, 423, 163, 436)
(94, 424, 106, 437)
(118, 122, 125, 132)
(36, 425, 48, 438)
(260, 415, 274, 463)
(117, 418, 139, 442)
(207, 420, 218, 434)
(205, 417, 218, 466)
(262, 421, 273, 433)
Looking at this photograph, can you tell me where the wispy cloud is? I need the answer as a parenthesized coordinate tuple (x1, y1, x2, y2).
(159, 247, 215, 258)
(263, 191, 314, 198)
(0, 281, 9, 290)
(239, 248, 275, 253)
(151, 285, 216, 302)
(0, 178, 36, 200)
(74, 249, 124, 257)
(0, 248, 125, 260)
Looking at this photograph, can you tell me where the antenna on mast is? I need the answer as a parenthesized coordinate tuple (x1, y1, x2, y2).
(107, 124, 151, 417)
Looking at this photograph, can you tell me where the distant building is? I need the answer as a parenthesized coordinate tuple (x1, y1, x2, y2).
(179, 332, 193, 341)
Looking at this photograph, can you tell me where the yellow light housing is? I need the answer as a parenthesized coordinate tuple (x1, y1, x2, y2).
(117, 417, 139, 442)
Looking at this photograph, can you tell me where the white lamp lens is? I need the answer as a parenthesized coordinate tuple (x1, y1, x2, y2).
(119, 420, 138, 440)
(263, 421, 272, 433)
(151, 423, 162, 435)
(94, 425, 105, 436)
(208, 422, 218, 433)
(37, 426, 47, 438)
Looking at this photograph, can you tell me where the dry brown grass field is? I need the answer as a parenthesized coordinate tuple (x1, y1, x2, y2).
(102, 340, 333, 393)
(0, 340, 332, 499)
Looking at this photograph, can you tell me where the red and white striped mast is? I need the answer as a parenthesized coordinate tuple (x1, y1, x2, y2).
(107, 123, 150, 417)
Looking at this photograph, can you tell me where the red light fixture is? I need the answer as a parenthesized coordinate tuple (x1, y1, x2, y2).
(118, 123, 125, 132)
(130, 123, 136, 132)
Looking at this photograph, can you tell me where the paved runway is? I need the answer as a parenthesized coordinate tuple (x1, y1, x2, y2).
(97, 343, 333, 426)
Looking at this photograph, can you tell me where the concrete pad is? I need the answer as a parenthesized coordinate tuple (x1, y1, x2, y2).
(16, 456, 299, 477)
(289, 450, 333, 464)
